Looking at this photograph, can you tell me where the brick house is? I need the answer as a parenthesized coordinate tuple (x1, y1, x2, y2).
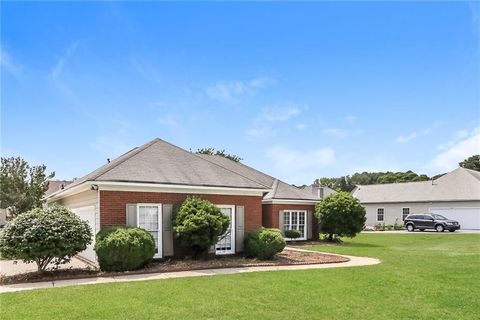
(46, 138, 330, 262)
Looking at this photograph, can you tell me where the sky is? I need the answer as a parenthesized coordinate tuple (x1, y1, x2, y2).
(1, 2, 479, 185)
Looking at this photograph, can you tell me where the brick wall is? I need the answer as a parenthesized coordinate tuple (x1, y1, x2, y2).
(262, 203, 319, 240)
(100, 191, 263, 233)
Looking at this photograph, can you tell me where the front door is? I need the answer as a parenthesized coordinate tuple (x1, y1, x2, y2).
(215, 205, 235, 255)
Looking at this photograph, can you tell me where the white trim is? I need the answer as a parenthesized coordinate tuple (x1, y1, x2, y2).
(136, 203, 163, 259)
(47, 181, 268, 202)
(376, 207, 385, 222)
(215, 204, 235, 255)
(262, 199, 318, 205)
(282, 210, 307, 241)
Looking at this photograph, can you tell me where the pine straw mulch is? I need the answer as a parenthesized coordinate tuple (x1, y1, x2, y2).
(0, 248, 348, 285)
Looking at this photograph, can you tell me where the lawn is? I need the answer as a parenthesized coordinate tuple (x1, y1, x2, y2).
(1, 234, 479, 319)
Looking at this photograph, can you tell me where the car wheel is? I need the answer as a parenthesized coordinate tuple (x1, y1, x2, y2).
(436, 224, 445, 232)
(406, 224, 414, 232)
(419, 229, 425, 232)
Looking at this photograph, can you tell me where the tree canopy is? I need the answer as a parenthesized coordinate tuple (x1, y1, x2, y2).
(194, 148, 242, 162)
(459, 155, 480, 171)
(315, 170, 430, 192)
(0, 157, 55, 216)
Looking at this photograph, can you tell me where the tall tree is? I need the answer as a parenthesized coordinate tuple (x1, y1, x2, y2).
(459, 155, 480, 171)
(0, 157, 55, 217)
(194, 147, 243, 162)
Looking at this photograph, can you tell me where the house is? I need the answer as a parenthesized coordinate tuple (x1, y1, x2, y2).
(352, 167, 480, 229)
(46, 138, 325, 262)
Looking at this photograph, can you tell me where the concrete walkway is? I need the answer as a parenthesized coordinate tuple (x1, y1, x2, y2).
(0, 249, 380, 293)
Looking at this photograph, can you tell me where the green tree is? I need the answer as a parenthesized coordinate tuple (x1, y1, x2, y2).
(315, 192, 366, 241)
(459, 155, 480, 171)
(173, 196, 230, 259)
(194, 147, 243, 162)
(0, 157, 54, 217)
(0, 205, 92, 272)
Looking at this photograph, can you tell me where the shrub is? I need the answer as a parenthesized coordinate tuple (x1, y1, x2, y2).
(94, 227, 155, 272)
(315, 192, 366, 241)
(244, 228, 286, 260)
(173, 196, 229, 258)
(284, 229, 302, 239)
(0, 205, 92, 272)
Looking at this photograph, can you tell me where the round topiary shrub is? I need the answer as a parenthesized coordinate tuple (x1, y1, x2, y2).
(284, 229, 302, 240)
(0, 205, 92, 272)
(244, 228, 286, 260)
(173, 196, 229, 259)
(94, 227, 155, 272)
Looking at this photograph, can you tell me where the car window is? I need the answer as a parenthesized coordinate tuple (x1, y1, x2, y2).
(432, 214, 447, 220)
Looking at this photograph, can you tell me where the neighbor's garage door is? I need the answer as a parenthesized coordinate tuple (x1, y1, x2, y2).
(429, 207, 480, 230)
(71, 206, 96, 262)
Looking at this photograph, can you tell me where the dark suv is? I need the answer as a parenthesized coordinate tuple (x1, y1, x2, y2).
(404, 213, 460, 232)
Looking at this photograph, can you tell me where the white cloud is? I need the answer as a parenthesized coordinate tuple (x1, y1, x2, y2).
(345, 115, 356, 123)
(396, 121, 442, 144)
(295, 123, 307, 131)
(396, 132, 418, 144)
(266, 145, 336, 185)
(206, 76, 276, 103)
(246, 105, 302, 139)
(50, 41, 80, 79)
(322, 128, 348, 138)
(427, 127, 480, 172)
(1, 47, 23, 77)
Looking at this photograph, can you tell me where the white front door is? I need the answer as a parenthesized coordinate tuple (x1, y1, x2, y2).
(137, 204, 163, 258)
(215, 205, 235, 255)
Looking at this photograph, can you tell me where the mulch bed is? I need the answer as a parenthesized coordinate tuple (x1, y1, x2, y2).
(0, 248, 348, 285)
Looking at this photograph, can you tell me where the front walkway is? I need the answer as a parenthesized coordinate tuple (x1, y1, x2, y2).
(0, 249, 380, 293)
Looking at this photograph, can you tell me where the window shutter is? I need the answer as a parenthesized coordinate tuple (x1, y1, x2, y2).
(162, 204, 174, 257)
(126, 204, 137, 227)
(235, 206, 245, 252)
(307, 210, 313, 240)
(278, 210, 284, 234)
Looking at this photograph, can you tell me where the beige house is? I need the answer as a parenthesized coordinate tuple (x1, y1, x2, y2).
(352, 167, 480, 230)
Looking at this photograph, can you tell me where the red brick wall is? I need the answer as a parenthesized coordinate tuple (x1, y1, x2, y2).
(100, 191, 263, 233)
(262, 203, 319, 240)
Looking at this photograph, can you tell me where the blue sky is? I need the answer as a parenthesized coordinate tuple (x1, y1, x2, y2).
(1, 2, 479, 185)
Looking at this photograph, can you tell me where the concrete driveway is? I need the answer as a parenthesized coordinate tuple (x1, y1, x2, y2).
(0, 257, 94, 277)
(363, 229, 480, 234)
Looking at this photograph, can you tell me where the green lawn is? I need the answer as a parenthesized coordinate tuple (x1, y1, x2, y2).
(1, 234, 479, 319)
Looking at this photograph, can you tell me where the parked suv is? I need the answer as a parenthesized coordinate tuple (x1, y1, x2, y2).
(404, 213, 460, 232)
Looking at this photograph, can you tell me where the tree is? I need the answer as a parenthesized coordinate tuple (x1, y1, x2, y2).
(0, 205, 92, 272)
(315, 192, 366, 241)
(194, 147, 243, 162)
(173, 196, 230, 258)
(0, 157, 55, 217)
(459, 155, 480, 171)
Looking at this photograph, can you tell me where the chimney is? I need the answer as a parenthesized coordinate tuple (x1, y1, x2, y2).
(311, 184, 324, 199)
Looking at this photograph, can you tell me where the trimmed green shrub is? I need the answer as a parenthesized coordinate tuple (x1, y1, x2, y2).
(0, 205, 92, 272)
(244, 228, 286, 260)
(284, 229, 302, 239)
(173, 196, 229, 258)
(94, 227, 155, 272)
(315, 192, 366, 241)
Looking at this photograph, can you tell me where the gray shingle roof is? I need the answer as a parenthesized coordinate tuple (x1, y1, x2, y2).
(197, 154, 320, 201)
(352, 167, 480, 203)
(63, 138, 270, 190)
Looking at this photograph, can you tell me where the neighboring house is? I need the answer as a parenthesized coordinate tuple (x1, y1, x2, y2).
(45, 180, 73, 197)
(352, 167, 480, 230)
(46, 138, 325, 263)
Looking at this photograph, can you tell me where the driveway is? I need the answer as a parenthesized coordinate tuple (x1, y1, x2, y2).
(363, 229, 480, 234)
(0, 257, 94, 277)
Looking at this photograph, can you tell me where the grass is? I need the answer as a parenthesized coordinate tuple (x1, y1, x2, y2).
(1, 234, 479, 319)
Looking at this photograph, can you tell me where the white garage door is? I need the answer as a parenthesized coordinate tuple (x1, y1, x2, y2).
(71, 206, 96, 262)
(429, 207, 480, 230)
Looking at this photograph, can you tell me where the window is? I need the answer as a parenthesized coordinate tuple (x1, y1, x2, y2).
(402, 208, 410, 221)
(377, 208, 385, 222)
(283, 210, 307, 240)
(137, 204, 162, 258)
